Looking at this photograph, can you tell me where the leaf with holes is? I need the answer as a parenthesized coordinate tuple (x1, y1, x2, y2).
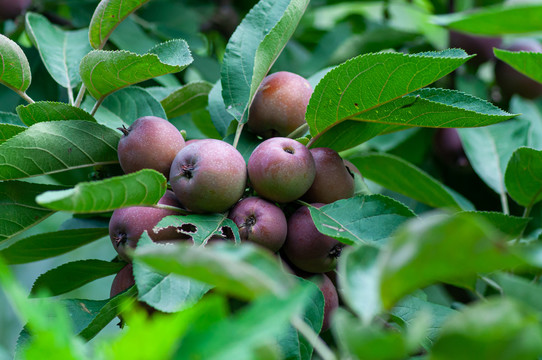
(0, 120, 120, 180)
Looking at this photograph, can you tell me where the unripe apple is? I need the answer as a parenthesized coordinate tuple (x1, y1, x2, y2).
(248, 137, 316, 203)
(283, 204, 345, 273)
(303, 147, 355, 204)
(0, 0, 31, 20)
(117, 116, 185, 179)
(228, 196, 287, 252)
(109, 190, 185, 261)
(248, 71, 313, 138)
(169, 139, 247, 213)
(495, 39, 542, 100)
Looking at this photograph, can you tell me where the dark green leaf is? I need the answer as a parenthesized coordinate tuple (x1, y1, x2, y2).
(30, 260, 125, 297)
(0, 120, 120, 180)
(505, 147, 542, 208)
(36, 169, 167, 213)
(494, 48, 542, 85)
(308, 194, 416, 246)
(25, 12, 92, 89)
(208, 81, 234, 137)
(0, 228, 109, 264)
(89, 0, 152, 49)
(460, 211, 530, 238)
(350, 152, 473, 211)
(0, 181, 61, 243)
(0, 124, 25, 143)
(0, 34, 31, 94)
(16, 102, 95, 126)
(161, 81, 213, 119)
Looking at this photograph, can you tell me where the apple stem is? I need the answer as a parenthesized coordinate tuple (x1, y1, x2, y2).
(287, 123, 309, 139)
(291, 316, 337, 360)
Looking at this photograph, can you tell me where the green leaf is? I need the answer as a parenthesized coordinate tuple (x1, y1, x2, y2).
(431, 298, 542, 360)
(0, 33, 31, 94)
(494, 273, 542, 313)
(221, 0, 309, 120)
(494, 48, 542, 85)
(0, 181, 61, 243)
(83, 86, 167, 130)
(154, 213, 240, 246)
(80, 39, 192, 100)
(25, 12, 92, 90)
(161, 81, 213, 119)
(349, 152, 473, 211)
(89, 0, 152, 49)
(0, 124, 25, 143)
(0, 111, 24, 126)
(0, 228, 108, 264)
(0, 120, 120, 180)
(36, 169, 167, 213)
(208, 81, 235, 137)
(307, 194, 416, 246)
(460, 211, 530, 238)
(379, 213, 524, 309)
(30, 260, 125, 297)
(458, 120, 529, 195)
(16, 101, 96, 126)
(510, 97, 542, 150)
(135, 240, 297, 300)
(505, 147, 542, 208)
(433, 4, 542, 36)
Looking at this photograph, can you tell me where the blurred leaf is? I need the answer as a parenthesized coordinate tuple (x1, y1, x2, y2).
(174, 284, 315, 360)
(36, 169, 167, 213)
(222, 0, 309, 121)
(494, 273, 542, 313)
(133, 237, 210, 313)
(30, 260, 125, 297)
(80, 40, 192, 100)
(494, 48, 542, 85)
(308, 194, 416, 246)
(307, 50, 514, 151)
(89, 0, 152, 49)
(460, 211, 530, 238)
(0, 181, 61, 243)
(161, 81, 213, 119)
(25, 12, 91, 90)
(16, 102, 96, 126)
(83, 86, 167, 130)
(510, 97, 542, 150)
(135, 240, 296, 300)
(434, 4, 542, 36)
(0, 34, 31, 94)
(430, 298, 542, 360)
(0, 120, 120, 181)
(505, 147, 542, 208)
(0, 228, 108, 264)
(0, 111, 23, 126)
(350, 152, 473, 211)
(458, 120, 529, 195)
(223, 130, 261, 162)
(333, 308, 409, 360)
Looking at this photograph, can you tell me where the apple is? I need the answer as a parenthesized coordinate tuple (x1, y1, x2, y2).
(247, 137, 316, 203)
(169, 139, 247, 213)
(449, 31, 501, 68)
(247, 71, 313, 138)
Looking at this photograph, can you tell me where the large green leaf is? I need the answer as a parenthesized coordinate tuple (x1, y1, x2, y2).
(0, 228, 109, 264)
(0, 181, 62, 243)
(307, 194, 416, 246)
(458, 120, 529, 195)
(25, 12, 92, 90)
(89, 0, 152, 49)
(434, 4, 542, 36)
(505, 147, 542, 208)
(221, 0, 309, 121)
(460, 211, 530, 238)
(494, 48, 542, 85)
(208, 81, 235, 137)
(349, 152, 473, 211)
(135, 240, 296, 300)
(0, 120, 120, 180)
(494, 273, 542, 313)
(30, 260, 125, 297)
(16, 102, 95, 126)
(306, 50, 513, 151)
(430, 298, 542, 360)
(0, 34, 31, 94)
(80, 39, 192, 100)
(161, 81, 213, 119)
(36, 170, 167, 213)
(0, 111, 25, 142)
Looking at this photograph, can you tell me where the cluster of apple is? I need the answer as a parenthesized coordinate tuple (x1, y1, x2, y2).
(108, 71, 358, 331)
